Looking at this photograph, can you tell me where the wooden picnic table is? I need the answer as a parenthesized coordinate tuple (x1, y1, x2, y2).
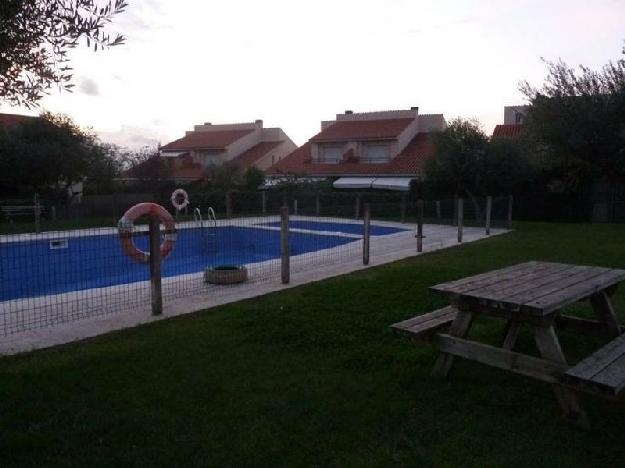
(391, 261, 625, 428)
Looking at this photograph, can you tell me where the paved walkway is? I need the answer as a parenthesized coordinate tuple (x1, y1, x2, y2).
(0, 220, 508, 355)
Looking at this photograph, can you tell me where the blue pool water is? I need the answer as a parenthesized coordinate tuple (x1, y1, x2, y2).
(259, 220, 409, 236)
(0, 226, 357, 301)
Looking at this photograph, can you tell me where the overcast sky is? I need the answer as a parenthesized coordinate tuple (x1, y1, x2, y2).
(2, 0, 624, 148)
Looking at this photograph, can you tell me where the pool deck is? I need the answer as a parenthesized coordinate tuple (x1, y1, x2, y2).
(0, 217, 509, 355)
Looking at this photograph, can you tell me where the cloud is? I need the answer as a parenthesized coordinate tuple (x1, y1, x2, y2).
(97, 125, 168, 150)
(79, 77, 100, 96)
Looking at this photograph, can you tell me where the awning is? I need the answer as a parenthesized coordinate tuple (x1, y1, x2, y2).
(333, 177, 376, 189)
(333, 177, 414, 191)
(160, 151, 189, 158)
(371, 177, 413, 191)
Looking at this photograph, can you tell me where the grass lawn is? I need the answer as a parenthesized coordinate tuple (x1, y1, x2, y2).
(1, 222, 625, 467)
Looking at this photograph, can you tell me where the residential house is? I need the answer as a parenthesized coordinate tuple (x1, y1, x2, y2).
(492, 105, 528, 138)
(267, 108, 446, 191)
(121, 120, 296, 184)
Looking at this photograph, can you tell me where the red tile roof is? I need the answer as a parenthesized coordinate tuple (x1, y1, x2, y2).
(268, 132, 435, 177)
(161, 129, 254, 151)
(492, 124, 524, 138)
(231, 140, 282, 168)
(0, 113, 38, 127)
(310, 118, 414, 142)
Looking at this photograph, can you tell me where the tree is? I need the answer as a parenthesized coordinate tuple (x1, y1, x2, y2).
(122, 148, 172, 183)
(243, 166, 265, 190)
(424, 118, 533, 215)
(205, 161, 244, 190)
(483, 137, 534, 196)
(0, 112, 119, 199)
(425, 118, 488, 199)
(520, 44, 625, 189)
(1, 0, 127, 107)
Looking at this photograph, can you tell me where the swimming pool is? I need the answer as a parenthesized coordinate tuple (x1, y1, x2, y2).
(259, 220, 410, 236)
(0, 225, 356, 301)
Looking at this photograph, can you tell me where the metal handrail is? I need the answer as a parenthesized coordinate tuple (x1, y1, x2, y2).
(207, 207, 217, 228)
(193, 207, 203, 228)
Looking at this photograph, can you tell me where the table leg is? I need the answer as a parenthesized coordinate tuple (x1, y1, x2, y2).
(501, 321, 522, 350)
(590, 290, 621, 338)
(533, 324, 589, 429)
(432, 309, 474, 377)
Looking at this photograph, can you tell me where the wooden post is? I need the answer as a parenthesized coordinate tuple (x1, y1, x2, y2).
(363, 203, 370, 265)
(436, 200, 441, 221)
(400, 193, 407, 223)
(417, 199, 424, 252)
(457, 198, 464, 243)
(51, 206, 57, 221)
(226, 191, 232, 219)
(293, 199, 298, 216)
(507, 195, 513, 228)
(149, 216, 163, 316)
(261, 191, 267, 216)
(280, 206, 290, 284)
(354, 194, 361, 220)
(33, 192, 41, 233)
(485, 196, 492, 235)
(452, 196, 458, 226)
(315, 193, 320, 217)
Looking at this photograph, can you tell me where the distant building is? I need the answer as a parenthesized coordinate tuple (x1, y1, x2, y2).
(267, 108, 446, 191)
(492, 105, 528, 138)
(121, 120, 296, 184)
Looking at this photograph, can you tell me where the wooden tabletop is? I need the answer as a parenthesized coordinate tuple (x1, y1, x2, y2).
(431, 261, 625, 316)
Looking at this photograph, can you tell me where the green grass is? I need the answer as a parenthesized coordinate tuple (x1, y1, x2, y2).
(2, 222, 625, 467)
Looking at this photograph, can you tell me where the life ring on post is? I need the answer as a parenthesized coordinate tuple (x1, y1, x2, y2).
(118, 203, 177, 263)
(171, 188, 189, 211)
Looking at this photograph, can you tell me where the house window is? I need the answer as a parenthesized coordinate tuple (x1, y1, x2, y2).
(515, 112, 525, 124)
(362, 143, 390, 163)
(318, 145, 342, 164)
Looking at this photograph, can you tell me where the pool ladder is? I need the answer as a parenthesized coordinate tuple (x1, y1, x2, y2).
(193, 207, 218, 253)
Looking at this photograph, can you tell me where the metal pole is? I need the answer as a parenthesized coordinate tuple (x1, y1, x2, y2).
(485, 196, 492, 235)
(400, 193, 407, 223)
(33, 192, 41, 233)
(417, 199, 424, 252)
(507, 195, 514, 229)
(315, 193, 320, 217)
(261, 191, 266, 216)
(294, 199, 298, 216)
(280, 205, 290, 284)
(149, 216, 163, 316)
(363, 203, 370, 265)
(354, 194, 361, 220)
(226, 191, 232, 219)
(436, 200, 441, 221)
(457, 198, 464, 243)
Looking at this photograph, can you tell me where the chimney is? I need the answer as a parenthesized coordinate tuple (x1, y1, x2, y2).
(344, 110, 353, 115)
(255, 119, 263, 128)
(204, 122, 212, 125)
(410, 106, 419, 112)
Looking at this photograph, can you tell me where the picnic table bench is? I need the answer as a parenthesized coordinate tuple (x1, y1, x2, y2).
(1, 204, 45, 220)
(391, 261, 625, 428)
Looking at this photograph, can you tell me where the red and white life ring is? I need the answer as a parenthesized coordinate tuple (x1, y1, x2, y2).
(171, 188, 189, 211)
(118, 203, 177, 263)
